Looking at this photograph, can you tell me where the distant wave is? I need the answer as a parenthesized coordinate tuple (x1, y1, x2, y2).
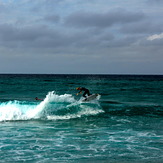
(102, 100, 163, 117)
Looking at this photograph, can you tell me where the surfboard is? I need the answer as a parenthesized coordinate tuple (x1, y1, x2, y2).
(82, 94, 99, 102)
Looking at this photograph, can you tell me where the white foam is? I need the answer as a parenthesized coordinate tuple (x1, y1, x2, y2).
(0, 101, 36, 121)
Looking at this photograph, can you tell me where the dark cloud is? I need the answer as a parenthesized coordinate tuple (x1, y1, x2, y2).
(65, 9, 145, 28)
(0, 24, 46, 42)
(0, 21, 147, 56)
(0, 23, 60, 49)
(0, 22, 113, 50)
(0, 24, 86, 51)
(120, 21, 163, 34)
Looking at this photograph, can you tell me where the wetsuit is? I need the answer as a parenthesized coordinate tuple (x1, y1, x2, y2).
(79, 87, 91, 97)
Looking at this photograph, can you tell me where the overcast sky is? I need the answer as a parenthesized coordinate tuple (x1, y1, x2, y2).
(0, 0, 163, 74)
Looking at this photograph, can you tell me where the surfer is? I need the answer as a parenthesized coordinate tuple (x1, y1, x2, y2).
(76, 87, 91, 99)
(35, 97, 43, 101)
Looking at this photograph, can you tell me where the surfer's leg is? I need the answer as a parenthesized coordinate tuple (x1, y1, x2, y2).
(86, 90, 91, 96)
(83, 92, 87, 97)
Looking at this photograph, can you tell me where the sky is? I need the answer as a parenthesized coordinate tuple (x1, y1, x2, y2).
(0, 0, 163, 74)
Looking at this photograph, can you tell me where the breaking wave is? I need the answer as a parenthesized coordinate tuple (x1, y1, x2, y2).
(0, 91, 103, 122)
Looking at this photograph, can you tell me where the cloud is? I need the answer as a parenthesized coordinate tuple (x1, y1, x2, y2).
(147, 33, 163, 41)
(0, 24, 50, 46)
(0, 3, 6, 12)
(146, 0, 163, 4)
(43, 14, 60, 23)
(0, 23, 73, 52)
(0, 21, 114, 51)
(120, 21, 163, 35)
(65, 9, 145, 28)
(0, 0, 162, 74)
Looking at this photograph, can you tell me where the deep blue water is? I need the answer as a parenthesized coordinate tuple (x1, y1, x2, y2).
(0, 74, 163, 162)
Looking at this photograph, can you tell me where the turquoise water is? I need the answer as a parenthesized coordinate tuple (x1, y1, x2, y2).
(0, 74, 163, 162)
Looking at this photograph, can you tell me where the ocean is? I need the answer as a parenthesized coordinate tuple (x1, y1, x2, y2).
(0, 74, 162, 162)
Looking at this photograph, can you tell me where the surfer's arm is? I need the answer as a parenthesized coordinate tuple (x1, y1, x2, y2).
(76, 91, 82, 95)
